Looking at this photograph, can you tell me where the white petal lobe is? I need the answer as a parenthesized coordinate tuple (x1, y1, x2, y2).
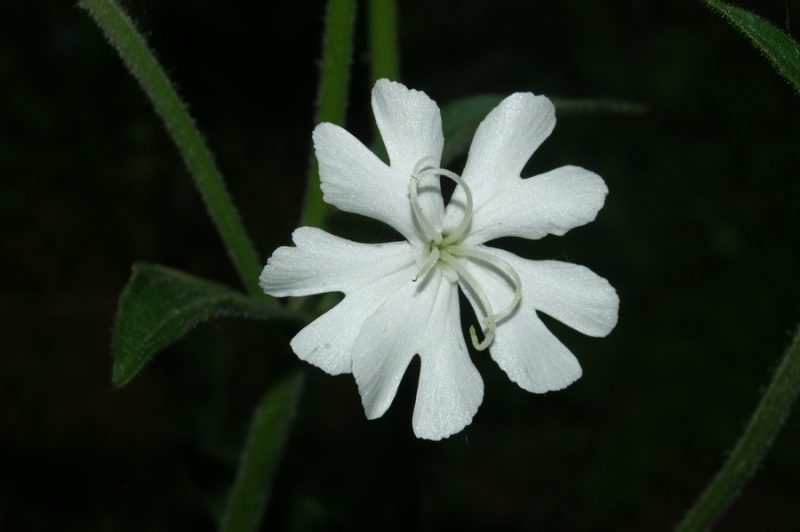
(352, 271, 482, 439)
(486, 247, 619, 337)
(260, 227, 413, 297)
(372, 79, 444, 180)
(460, 259, 583, 393)
(461, 92, 555, 195)
(372, 79, 445, 231)
(462, 165, 608, 244)
(351, 276, 433, 420)
(492, 311, 583, 394)
(290, 266, 415, 375)
(412, 277, 483, 440)
(313, 123, 417, 240)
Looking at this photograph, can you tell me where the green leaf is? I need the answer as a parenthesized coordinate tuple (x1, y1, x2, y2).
(707, 0, 800, 94)
(112, 263, 302, 388)
(440, 95, 503, 168)
(440, 95, 648, 167)
(220, 373, 304, 532)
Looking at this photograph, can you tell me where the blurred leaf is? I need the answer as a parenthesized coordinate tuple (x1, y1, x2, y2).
(112, 263, 302, 387)
(220, 373, 304, 532)
(441, 95, 503, 168)
(552, 97, 649, 115)
(707, 0, 800, 94)
(440, 95, 648, 167)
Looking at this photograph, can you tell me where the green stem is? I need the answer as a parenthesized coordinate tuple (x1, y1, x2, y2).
(300, 0, 357, 228)
(677, 324, 800, 531)
(367, 0, 400, 83)
(79, 0, 263, 297)
(221, 373, 304, 532)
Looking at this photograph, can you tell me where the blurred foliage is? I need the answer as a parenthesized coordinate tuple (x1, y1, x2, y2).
(1, 1, 799, 531)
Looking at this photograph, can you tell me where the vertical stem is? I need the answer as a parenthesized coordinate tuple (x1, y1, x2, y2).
(221, 373, 304, 532)
(300, 0, 357, 228)
(367, 0, 401, 83)
(677, 324, 800, 531)
(79, 0, 264, 297)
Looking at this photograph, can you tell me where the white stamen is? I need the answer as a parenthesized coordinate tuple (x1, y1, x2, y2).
(449, 245, 523, 324)
(412, 246, 439, 283)
(410, 157, 474, 245)
(438, 252, 496, 351)
(421, 167, 474, 246)
(410, 157, 442, 244)
(408, 157, 523, 352)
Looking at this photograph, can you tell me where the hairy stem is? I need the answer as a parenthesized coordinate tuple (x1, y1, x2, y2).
(300, 0, 357, 228)
(677, 324, 800, 531)
(79, 0, 263, 296)
(367, 0, 400, 83)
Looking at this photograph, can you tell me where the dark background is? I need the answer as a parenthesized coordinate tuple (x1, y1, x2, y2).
(2, 0, 800, 530)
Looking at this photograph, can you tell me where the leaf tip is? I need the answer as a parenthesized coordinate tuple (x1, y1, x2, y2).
(111, 356, 135, 388)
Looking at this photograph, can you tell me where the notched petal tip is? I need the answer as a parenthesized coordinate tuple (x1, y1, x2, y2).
(504, 356, 583, 395)
(496, 91, 556, 128)
(355, 368, 401, 421)
(311, 121, 343, 148)
(506, 90, 555, 109)
(258, 249, 287, 296)
(593, 284, 620, 338)
(412, 396, 482, 441)
(373, 78, 435, 103)
(258, 265, 271, 295)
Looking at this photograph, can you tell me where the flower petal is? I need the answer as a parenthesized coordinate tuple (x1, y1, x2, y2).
(260, 227, 413, 297)
(372, 79, 444, 182)
(352, 271, 481, 439)
(290, 266, 415, 375)
(351, 278, 430, 420)
(372, 79, 445, 231)
(459, 165, 609, 244)
(485, 246, 619, 337)
(461, 92, 555, 198)
(313, 123, 418, 241)
(459, 258, 583, 393)
(412, 275, 483, 440)
(492, 310, 583, 394)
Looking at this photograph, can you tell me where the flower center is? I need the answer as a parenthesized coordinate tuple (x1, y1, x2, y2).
(409, 157, 522, 352)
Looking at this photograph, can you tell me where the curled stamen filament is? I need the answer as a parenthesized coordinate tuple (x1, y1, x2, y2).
(437, 252, 496, 350)
(449, 246, 523, 325)
(442, 247, 523, 351)
(410, 158, 474, 245)
(409, 160, 441, 244)
(409, 157, 522, 351)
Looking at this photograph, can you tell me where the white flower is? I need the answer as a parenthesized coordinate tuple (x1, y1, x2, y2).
(261, 79, 619, 440)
